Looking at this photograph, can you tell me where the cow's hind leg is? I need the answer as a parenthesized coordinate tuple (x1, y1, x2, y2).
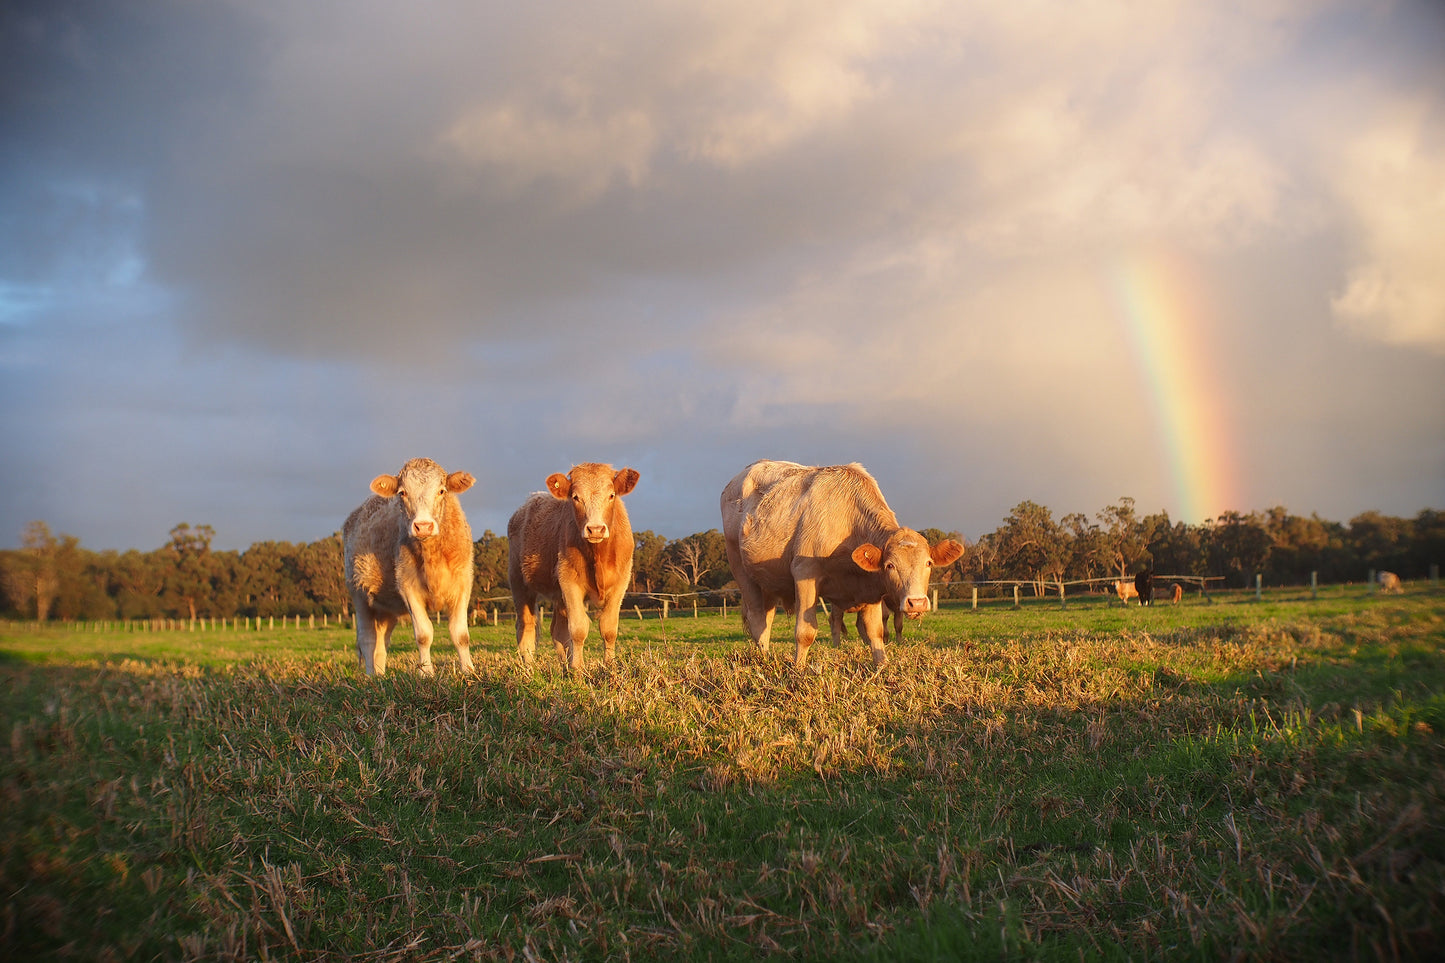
(354, 600, 380, 675)
(515, 594, 539, 666)
(792, 578, 821, 670)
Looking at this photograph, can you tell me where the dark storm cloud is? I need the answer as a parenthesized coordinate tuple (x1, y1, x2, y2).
(1, 1, 1442, 551)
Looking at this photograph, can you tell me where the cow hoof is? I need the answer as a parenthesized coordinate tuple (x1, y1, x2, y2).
(418, 663, 436, 678)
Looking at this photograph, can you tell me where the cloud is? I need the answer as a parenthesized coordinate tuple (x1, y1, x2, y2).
(1329, 106, 1445, 354)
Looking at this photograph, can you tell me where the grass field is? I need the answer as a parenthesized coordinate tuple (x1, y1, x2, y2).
(3, 588, 1443, 961)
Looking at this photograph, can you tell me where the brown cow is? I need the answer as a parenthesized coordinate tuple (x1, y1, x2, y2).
(721, 460, 963, 668)
(508, 463, 639, 671)
(1114, 579, 1139, 605)
(1378, 571, 1403, 594)
(343, 458, 476, 676)
(1165, 582, 1184, 605)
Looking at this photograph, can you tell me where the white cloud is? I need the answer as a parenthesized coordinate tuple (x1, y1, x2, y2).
(1329, 105, 1445, 354)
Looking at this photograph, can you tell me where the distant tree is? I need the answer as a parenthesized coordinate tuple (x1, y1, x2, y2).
(1061, 513, 1108, 581)
(631, 530, 669, 594)
(162, 523, 217, 620)
(1346, 510, 1413, 577)
(992, 501, 1066, 594)
(472, 530, 510, 600)
(1205, 511, 1272, 587)
(664, 530, 729, 591)
(1145, 514, 1207, 577)
(1097, 497, 1149, 577)
(296, 534, 347, 616)
(4, 522, 68, 620)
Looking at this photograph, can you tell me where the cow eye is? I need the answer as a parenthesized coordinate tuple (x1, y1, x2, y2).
(396, 489, 406, 498)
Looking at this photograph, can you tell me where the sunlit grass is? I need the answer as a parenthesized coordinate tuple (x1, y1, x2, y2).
(3, 590, 1442, 960)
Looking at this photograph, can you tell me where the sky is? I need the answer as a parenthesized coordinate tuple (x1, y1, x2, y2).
(2, 0, 1443, 553)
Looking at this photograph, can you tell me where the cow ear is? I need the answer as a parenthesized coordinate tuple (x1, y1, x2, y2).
(613, 467, 639, 496)
(851, 544, 883, 572)
(370, 475, 399, 498)
(930, 539, 964, 566)
(546, 473, 571, 499)
(446, 471, 475, 494)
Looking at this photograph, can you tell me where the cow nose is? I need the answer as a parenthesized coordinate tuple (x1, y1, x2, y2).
(585, 524, 609, 541)
(412, 520, 436, 538)
(904, 596, 929, 614)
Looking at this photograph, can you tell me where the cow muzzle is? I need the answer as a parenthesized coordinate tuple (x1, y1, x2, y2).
(584, 524, 609, 543)
(412, 520, 436, 539)
(903, 596, 929, 617)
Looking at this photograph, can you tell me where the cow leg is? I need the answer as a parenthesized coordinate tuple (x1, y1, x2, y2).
(374, 614, 397, 676)
(829, 605, 847, 643)
(515, 594, 539, 666)
(549, 604, 569, 665)
(448, 590, 474, 674)
(792, 578, 820, 669)
(598, 590, 623, 664)
(858, 602, 887, 667)
(893, 607, 904, 643)
(403, 590, 437, 677)
(354, 600, 380, 675)
(736, 578, 774, 651)
(560, 582, 592, 673)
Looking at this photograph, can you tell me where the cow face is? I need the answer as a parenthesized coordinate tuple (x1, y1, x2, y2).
(851, 529, 964, 618)
(371, 458, 475, 541)
(546, 463, 640, 544)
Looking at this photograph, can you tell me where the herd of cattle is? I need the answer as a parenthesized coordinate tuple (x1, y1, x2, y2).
(351, 457, 1390, 677)
(342, 457, 975, 676)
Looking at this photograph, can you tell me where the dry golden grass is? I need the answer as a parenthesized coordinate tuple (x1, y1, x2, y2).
(2, 592, 1443, 960)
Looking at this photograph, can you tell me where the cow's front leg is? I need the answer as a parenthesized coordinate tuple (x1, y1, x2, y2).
(549, 603, 569, 665)
(598, 590, 623, 664)
(560, 582, 592, 673)
(448, 590, 474, 674)
(404, 591, 437, 677)
(792, 578, 820, 669)
(858, 602, 887, 666)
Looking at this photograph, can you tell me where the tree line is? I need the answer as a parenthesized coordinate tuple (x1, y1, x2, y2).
(1, 500, 1440, 621)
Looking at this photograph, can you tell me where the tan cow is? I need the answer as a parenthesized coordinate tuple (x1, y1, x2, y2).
(1378, 571, 1403, 594)
(721, 460, 964, 668)
(343, 458, 476, 676)
(1114, 580, 1139, 605)
(508, 463, 639, 671)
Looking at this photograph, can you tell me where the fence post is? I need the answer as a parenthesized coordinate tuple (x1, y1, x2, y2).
(693, 599, 698, 618)
(972, 586, 978, 610)
(1311, 571, 1318, 600)
(634, 604, 644, 621)
(1012, 584, 1020, 609)
(932, 589, 938, 612)
(722, 598, 728, 618)
(1255, 574, 1262, 602)
(662, 600, 669, 620)
(1432, 563, 1440, 587)
(1057, 581, 1066, 610)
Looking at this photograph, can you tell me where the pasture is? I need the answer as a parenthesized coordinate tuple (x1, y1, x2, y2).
(3, 588, 1443, 961)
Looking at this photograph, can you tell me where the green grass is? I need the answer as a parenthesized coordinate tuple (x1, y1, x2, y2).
(3, 589, 1444, 960)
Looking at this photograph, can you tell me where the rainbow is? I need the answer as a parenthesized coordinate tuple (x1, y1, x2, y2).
(1109, 252, 1236, 523)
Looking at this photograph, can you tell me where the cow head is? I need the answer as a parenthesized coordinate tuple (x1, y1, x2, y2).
(850, 529, 964, 618)
(546, 463, 640, 544)
(370, 458, 475, 541)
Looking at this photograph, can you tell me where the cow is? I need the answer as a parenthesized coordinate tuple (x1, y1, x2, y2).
(1134, 569, 1154, 607)
(1378, 571, 1403, 594)
(343, 458, 476, 676)
(508, 463, 639, 671)
(720, 460, 964, 669)
(1114, 580, 1139, 605)
(1163, 582, 1184, 605)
